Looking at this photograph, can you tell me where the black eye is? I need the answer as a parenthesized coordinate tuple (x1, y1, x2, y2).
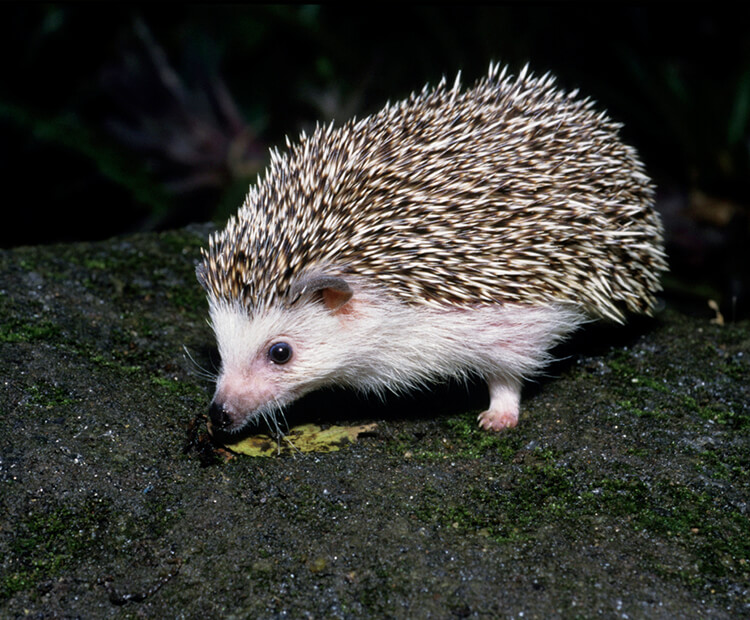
(268, 342, 293, 364)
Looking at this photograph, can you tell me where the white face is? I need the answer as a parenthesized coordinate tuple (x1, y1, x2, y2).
(207, 299, 348, 433)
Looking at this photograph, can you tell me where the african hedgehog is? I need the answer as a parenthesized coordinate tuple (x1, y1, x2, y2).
(197, 63, 667, 434)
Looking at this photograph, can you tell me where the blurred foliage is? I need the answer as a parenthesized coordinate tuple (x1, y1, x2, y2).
(0, 6, 748, 313)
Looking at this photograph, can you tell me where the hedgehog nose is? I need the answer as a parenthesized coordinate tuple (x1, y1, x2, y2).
(208, 401, 232, 430)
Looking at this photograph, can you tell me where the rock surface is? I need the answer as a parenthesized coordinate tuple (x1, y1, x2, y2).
(1, 226, 748, 618)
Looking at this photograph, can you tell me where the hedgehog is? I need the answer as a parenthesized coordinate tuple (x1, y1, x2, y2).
(196, 63, 667, 436)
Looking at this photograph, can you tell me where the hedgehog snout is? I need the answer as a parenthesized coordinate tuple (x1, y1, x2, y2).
(207, 395, 261, 433)
(207, 362, 285, 433)
(208, 400, 233, 431)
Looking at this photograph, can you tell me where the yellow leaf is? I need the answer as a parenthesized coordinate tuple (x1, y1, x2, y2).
(227, 423, 377, 457)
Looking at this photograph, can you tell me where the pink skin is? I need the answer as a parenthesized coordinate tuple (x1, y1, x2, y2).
(478, 378, 522, 430)
(212, 356, 285, 430)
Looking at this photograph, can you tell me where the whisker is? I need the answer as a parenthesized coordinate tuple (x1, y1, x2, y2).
(182, 346, 217, 381)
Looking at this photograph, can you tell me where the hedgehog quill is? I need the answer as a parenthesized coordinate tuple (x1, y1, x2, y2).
(197, 63, 667, 435)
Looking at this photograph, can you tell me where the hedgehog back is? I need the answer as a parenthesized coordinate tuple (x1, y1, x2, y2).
(199, 65, 666, 322)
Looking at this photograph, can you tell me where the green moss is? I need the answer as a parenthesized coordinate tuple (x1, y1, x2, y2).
(165, 284, 206, 312)
(607, 354, 669, 395)
(617, 399, 669, 421)
(89, 354, 142, 374)
(414, 446, 575, 541)
(0, 317, 60, 343)
(411, 420, 749, 597)
(719, 358, 749, 382)
(390, 414, 522, 461)
(151, 374, 205, 398)
(26, 382, 79, 409)
(694, 449, 745, 481)
(1, 499, 111, 600)
(625, 481, 750, 588)
(605, 339, 750, 431)
(442, 415, 521, 460)
(157, 230, 207, 254)
(0, 294, 60, 343)
(82, 258, 108, 270)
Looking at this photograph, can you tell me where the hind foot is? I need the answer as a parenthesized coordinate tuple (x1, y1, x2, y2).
(477, 378, 521, 431)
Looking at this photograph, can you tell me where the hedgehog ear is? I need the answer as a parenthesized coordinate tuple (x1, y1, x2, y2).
(290, 274, 353, 312)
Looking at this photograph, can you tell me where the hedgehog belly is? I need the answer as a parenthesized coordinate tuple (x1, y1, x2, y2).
(337, 298, 589, 431)
(203, 285, 585, 434)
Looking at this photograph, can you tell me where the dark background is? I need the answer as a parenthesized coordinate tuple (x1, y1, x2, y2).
(1, 6, 748, 317)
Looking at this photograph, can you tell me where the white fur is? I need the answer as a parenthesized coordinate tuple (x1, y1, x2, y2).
(208, 287, 585, 433)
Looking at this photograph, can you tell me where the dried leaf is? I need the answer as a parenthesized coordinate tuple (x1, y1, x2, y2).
(227, 423, 377, 457)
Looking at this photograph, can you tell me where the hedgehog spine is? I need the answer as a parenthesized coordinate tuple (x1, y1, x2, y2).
(197, 63, 667, 434)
